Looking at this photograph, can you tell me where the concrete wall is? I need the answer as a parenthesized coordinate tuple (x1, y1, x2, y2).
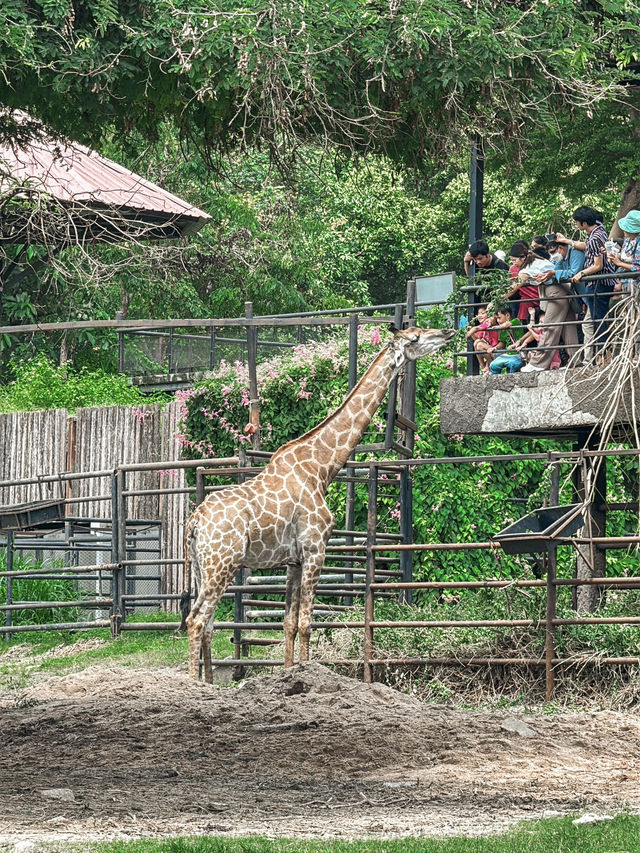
(440, 369, 640, 439)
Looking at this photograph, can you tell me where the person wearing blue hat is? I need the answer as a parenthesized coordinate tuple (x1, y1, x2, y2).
(608, 210, 640, 295)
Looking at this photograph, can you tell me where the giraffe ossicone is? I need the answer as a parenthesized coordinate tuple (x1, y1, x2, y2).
(181, 325, 454, 682)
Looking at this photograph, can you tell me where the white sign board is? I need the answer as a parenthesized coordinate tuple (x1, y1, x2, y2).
(415, 272, 456, 305)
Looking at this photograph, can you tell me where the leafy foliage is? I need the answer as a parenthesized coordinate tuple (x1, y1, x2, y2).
(178, 327, 390, 459)
(0, 354, 168, 412)
(0, 0, 637, 167)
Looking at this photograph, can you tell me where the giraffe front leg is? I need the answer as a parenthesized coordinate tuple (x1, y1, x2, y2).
(298, 554, 325, 663)
(283, 564, 302, 668)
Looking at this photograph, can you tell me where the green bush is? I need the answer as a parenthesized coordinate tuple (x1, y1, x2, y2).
(0, 355, 169, 413)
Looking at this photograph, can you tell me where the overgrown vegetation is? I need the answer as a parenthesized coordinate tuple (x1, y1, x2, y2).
(0, 354, 169, 412)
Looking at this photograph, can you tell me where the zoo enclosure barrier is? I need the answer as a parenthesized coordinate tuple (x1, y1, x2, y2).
(2, 447, 640, 698)
(0, 454, 411, 644)
(0, 280, 448, 388)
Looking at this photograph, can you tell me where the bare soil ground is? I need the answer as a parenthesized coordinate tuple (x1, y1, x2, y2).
(0, 660, 639, 847)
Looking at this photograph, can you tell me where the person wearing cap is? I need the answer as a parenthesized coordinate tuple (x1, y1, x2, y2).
(608, 209, 640, 295)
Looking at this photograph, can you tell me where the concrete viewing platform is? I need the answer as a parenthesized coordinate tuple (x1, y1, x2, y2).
(439, 368, 640, 440)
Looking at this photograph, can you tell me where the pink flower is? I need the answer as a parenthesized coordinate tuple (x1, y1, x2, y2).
(369, 327, 382, 346)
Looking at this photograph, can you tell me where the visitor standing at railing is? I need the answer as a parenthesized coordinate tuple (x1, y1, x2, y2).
(608, 210, 640, 295)
(463, 239, 509, 307)
(519, 246, 577, 373)
(557, 206, 617, 362)
(527, 236, 588, 366)
(546, 236, 589, 361)
(506, 240, 539, 322)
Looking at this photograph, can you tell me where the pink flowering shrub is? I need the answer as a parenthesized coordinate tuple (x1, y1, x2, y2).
(178, 326, 391, 461)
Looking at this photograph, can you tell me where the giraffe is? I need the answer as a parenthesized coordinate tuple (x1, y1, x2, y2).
(182, 324, 454, 682)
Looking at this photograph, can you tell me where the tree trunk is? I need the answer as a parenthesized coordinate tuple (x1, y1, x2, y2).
(610, 97, 640, 239)
(610, 173, 640, 239)
(119, 283, 131, 320)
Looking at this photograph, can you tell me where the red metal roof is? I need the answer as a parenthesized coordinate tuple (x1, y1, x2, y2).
(0, 113, 211, 238)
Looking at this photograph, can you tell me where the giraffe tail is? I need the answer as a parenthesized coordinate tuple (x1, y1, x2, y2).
(179, 590, 191, 632)
(179, 516, 194, 631)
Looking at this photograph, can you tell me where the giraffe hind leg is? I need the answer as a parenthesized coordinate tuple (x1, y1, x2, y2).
(186, 595, 205, 681)
(298, 548, 329, 662)
(202, 622, 215, 684)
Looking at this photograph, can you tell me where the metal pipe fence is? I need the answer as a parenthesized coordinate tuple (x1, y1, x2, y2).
(0, 293, 446, 383)
(2, 446, 640, 696)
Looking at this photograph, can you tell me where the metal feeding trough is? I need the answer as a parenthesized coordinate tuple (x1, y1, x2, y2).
(0, 499, 66, 533)
(493, 503, 584, 555)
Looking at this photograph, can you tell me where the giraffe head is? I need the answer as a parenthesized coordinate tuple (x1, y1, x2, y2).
(388, 325, 455, 363)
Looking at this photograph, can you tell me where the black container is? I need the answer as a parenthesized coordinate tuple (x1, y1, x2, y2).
(493, 504, 584, 555)
(0, 499, 66, 532)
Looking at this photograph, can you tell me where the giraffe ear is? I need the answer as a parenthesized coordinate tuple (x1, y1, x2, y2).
(388, 323, 399, 334)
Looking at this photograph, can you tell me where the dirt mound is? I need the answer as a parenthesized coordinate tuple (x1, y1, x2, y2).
(0, 662, 639, 845)
(12, 664, 195, 704)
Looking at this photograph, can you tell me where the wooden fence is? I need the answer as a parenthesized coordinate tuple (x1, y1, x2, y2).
(0, 402, 189, 599)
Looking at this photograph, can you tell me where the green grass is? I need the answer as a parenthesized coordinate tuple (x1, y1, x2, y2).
(0, 623, 230, 689)
(59, 815, 640, 852)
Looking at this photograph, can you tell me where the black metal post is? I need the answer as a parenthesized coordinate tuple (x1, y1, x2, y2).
(467, 134, 484, 375)
(110, 472, 121, 638)
(469, 134, 484, 245)
(545, 461, 560, 700)
(234, 448, 249, 679)
(209, 326, 216, 370)
(385, 304, 405, 449)
(117, 330, 125, 374)
(168, 328, 175, 375)
(364, 463, 378, 684)
(400, 466, 413, 605)
(344, 315, 359, 605)
(245, 302, 260, 452)
(115, 468, 127, 634)
(403, 280, 418, 455)
(195, 467, 205, 507)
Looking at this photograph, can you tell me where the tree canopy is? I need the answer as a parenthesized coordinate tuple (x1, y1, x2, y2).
(1, 0, 638, 167)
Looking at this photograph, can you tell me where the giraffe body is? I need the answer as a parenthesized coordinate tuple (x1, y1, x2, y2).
(184, 326, 454, 681)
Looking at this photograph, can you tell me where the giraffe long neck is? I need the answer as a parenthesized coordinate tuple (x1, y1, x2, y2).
(274, 344, 402, 489)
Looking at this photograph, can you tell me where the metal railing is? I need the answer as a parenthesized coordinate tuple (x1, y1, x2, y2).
(2, 448, 639, 698)
(458, 269, 640, 375)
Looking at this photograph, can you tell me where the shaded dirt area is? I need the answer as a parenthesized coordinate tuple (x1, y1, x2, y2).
(0, 661, 639, 846)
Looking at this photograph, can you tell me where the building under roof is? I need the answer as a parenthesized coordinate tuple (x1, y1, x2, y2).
(0, 111, 211, 244)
